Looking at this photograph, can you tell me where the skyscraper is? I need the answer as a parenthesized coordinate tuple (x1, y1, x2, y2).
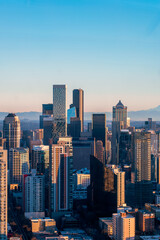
(3, 113, 21, 151)
(71, 89, 84, 132)
(92, 114, 106, 149)
(112, 101, 127, 164)
(23, 169, 45, 219)
(112, 212, 135, 240)
(53, 85, 67, 141)
(132, 132, 151, 182)
(9, 148, 29, 186)
(49, 138, 73, 219)
(0, 147, 7, 239)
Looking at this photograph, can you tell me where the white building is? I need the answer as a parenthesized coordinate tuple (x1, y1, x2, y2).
(112, 212, 135, 240)
(24, 169, 45, 219)
(0, 147, 7, 239)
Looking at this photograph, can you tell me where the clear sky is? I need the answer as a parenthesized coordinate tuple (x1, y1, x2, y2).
(0, 0, 160, 112)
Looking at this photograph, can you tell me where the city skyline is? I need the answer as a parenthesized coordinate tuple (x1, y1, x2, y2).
(1, 0, 160, 112)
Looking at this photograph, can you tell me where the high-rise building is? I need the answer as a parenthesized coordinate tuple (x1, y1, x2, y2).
(92, 114, 106, 149)
(70, 89, 84, 132)
(138, 210, 155, 233)
(95, 140, 104, 164)
(53, 85, 67, 140)
(49, 139, 73, 219)
(23, 169, 45, 219)
(73, 137, 95, 170)
(43, 116, 54, 145)
(3, 113, 21, 151)
(0, 147, 7, 239)
(42, 104, 53, 115)
(112, 167, 125, 207)
(9, 148, 29, 186)
(32, 145, 49, 174)
(112, 212, 135, 240)
(132, 132, 151, 182)
(112, 101, 127, 164)
(119, 130, 132, 165)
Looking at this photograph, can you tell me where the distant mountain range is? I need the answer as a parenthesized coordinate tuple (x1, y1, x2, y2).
(0, 105, 160, 121)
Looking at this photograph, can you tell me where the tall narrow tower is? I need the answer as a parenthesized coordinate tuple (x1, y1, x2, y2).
(112, 101, 127, 164)
(53, 85, 67, 142)
(72, 89, 84, 132)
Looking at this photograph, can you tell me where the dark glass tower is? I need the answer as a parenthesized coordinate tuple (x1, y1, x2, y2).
(92, 114, 106, 149)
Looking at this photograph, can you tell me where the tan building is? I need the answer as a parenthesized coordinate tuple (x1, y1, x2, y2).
(113, 212, 135, 240)
(132, 132, 151, 182)
(0, 147, 8, 239)
(9, 148, 29, 186)
(31, 218, 56, 233)
(107, 165, 125, 207)
(138, 210, 155, 233)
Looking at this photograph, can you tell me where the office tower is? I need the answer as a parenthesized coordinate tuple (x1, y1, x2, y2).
(112, 167, 125, 207)
(73, 137, 95, 170)
(92, 114, 106, 149)
(3, 113, 21, 150)
(119, 129, 132, 165)
(112, 212, 135, 240)
(138, 210, 155, 233)
(132, 132, 151, 182)
(95, 140, 104, 163)
(135, 181, 153, 208)
(23, 169, 45, 219)
(9, 148, 29, 186)
(88, 156, 117, 217)
(67, 117, 81, 138)
(89, 158, 125, 216)
(0, 147, 7, 239)
(70, 89, 84, 132)
(112, 100, 127, 164)
(49, 139, 73, 219)
(32, 145, 49, 208)
(53, 85, 67, 141)
(32, 145, 49, 173)
(42, 104, 53, 115)
(43, 116, 54, 145)
(67, 107, 76, 124)
(40, 104, 53, 129)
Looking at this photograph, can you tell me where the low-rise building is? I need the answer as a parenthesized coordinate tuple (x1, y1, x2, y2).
(31, 218, 56, 233)
(99, 217, 113, 236)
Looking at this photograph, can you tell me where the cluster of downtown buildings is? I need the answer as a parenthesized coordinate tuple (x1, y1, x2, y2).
(0, 84, 160, 239)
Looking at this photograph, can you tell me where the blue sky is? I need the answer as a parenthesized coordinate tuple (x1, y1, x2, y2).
(0, 0, 160, 112)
